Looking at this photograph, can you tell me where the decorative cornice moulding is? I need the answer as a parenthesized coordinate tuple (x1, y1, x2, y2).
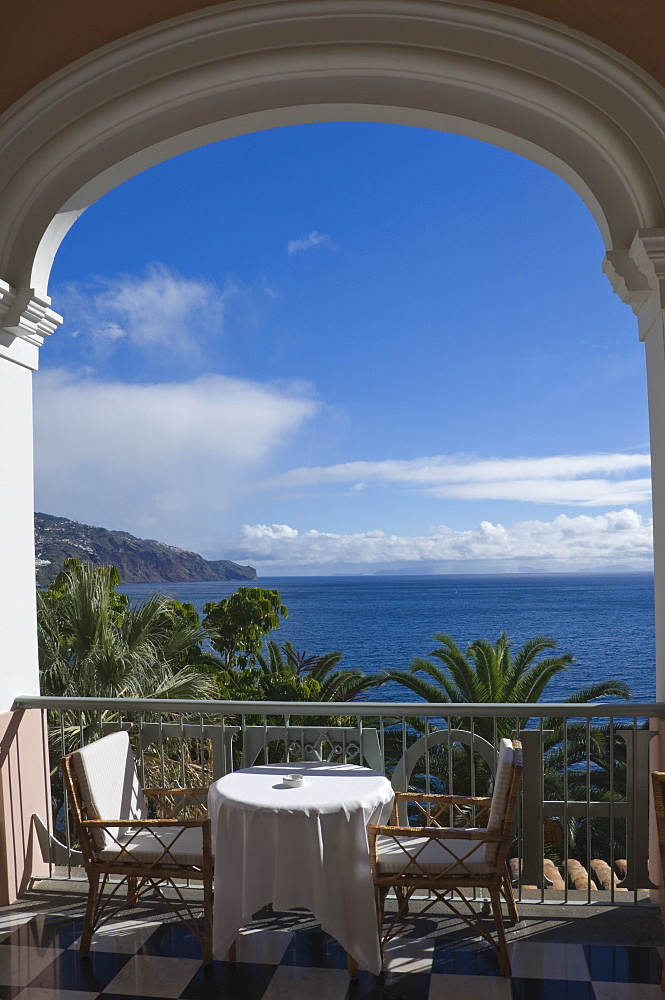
(0, 279, 62, 369)
(603, 250, 652, 314)
(631, 231, 665, 283)
(624, 231, 665, 336)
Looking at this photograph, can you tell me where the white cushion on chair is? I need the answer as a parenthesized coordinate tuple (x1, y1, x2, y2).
(484, 738, 514, 863)
(96, 825, 204, 866)
(71, 731, 147, 852)
(376, 834, 493, 875)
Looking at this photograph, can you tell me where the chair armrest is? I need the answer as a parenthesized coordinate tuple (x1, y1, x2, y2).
(394, 793, 492, 806)
(390, 792, 491, 828)
(82, 817, 210, 829)
(142, 787, 209, 796)
(368, 823, 501, 842)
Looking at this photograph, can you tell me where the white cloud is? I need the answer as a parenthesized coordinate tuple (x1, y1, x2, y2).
(56, 264, 234, 358)
(270, 453, 652, 507)
(234, 510, 653, 572)
(33, 369, 317, 550)
(287, 231, 336, 254)
(431, 478, 652, 506)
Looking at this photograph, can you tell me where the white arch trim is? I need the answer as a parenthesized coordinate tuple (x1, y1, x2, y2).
(2, 0, 665, 354)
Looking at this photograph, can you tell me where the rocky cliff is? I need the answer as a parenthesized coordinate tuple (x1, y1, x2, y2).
(35, 512, 257, 586)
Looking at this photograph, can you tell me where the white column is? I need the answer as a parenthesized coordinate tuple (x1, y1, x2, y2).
(605, 235, 665, 703)
(0, 283, 61, 903)
(604, 235, 665, 907)
(625, 233, 665, 703)
(0, 359, 39, 707)
(0, 280, 61, 711)
(643, 314, 665, 701)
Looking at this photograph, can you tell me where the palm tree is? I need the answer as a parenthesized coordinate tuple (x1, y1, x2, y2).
(38, 559, 215, 814)
(214, 639, 381, 707)
(38, 559, 213, 703)
(384, 632, 630, 816)
(385, 631, 629, 739)
(211, 640, 383, 766)
(260, 641, 382, 702)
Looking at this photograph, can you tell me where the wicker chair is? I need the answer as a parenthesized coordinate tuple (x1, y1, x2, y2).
(650, 771, 665, 992)
(368, 737, 522, 976)
(61, 730, 213, 961)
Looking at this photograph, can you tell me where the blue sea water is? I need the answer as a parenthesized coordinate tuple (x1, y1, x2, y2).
(121, 573, 656, 704)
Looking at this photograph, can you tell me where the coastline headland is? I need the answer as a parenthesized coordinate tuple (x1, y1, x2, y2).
(35, 512, 257, 586)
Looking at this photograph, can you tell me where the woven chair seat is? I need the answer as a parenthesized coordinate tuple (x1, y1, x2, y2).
(376, 833, 493, 875)
(96, 826, 205, 866)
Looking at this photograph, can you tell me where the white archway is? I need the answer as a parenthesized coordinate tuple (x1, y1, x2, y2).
(2, 0, 665, 703)
(1, 0, 665, 315)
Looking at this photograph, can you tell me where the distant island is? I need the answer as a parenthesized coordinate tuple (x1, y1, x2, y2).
(35, 512, 257, 586)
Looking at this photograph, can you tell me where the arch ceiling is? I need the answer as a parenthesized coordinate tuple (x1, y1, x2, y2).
(1, 0, 665, 341)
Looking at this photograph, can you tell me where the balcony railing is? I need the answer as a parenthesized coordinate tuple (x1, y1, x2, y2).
(14, 695, 665, 906)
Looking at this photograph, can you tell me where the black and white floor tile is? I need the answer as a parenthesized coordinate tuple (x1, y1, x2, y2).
(0, 905, 662, 1000)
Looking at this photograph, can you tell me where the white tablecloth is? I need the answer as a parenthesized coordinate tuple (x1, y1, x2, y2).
(208, 762, 394, 974)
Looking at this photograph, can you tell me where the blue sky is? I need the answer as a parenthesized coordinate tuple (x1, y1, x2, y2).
(33, 122, 653, 574)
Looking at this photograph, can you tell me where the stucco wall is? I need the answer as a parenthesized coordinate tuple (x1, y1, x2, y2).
(0, 709, 50, 903)
(0, 359, 40, 710)
(1, 0, 664, 119)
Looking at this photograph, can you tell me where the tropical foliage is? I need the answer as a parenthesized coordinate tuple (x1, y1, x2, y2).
(385, 631, 629, 740)
(39, 565, 634, 869)
(202, 587, 288, 668)
(37, 569, 373, 710)
(384, 630, 632, 862)
(38, 559, 218, 828)
(38, 559, 213, 702)
(214, 639, 382, 703)
(197, 590, 384, 713)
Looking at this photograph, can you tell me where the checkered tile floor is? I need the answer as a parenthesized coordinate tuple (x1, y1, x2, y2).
(0, 894, 663, 1000)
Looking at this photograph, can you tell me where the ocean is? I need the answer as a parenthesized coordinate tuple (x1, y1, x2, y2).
(121, 573, 656, 704)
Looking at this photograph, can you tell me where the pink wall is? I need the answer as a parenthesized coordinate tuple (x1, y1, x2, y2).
(0, 710, 50, 904)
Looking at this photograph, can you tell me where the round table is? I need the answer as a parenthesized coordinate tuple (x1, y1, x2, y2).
(208, 761, 394, 974)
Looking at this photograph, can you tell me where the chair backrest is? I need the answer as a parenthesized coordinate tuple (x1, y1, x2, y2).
(391, 728, 499, 796)
(70, 730, 147, 851)
(484, 738, 522, 863)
